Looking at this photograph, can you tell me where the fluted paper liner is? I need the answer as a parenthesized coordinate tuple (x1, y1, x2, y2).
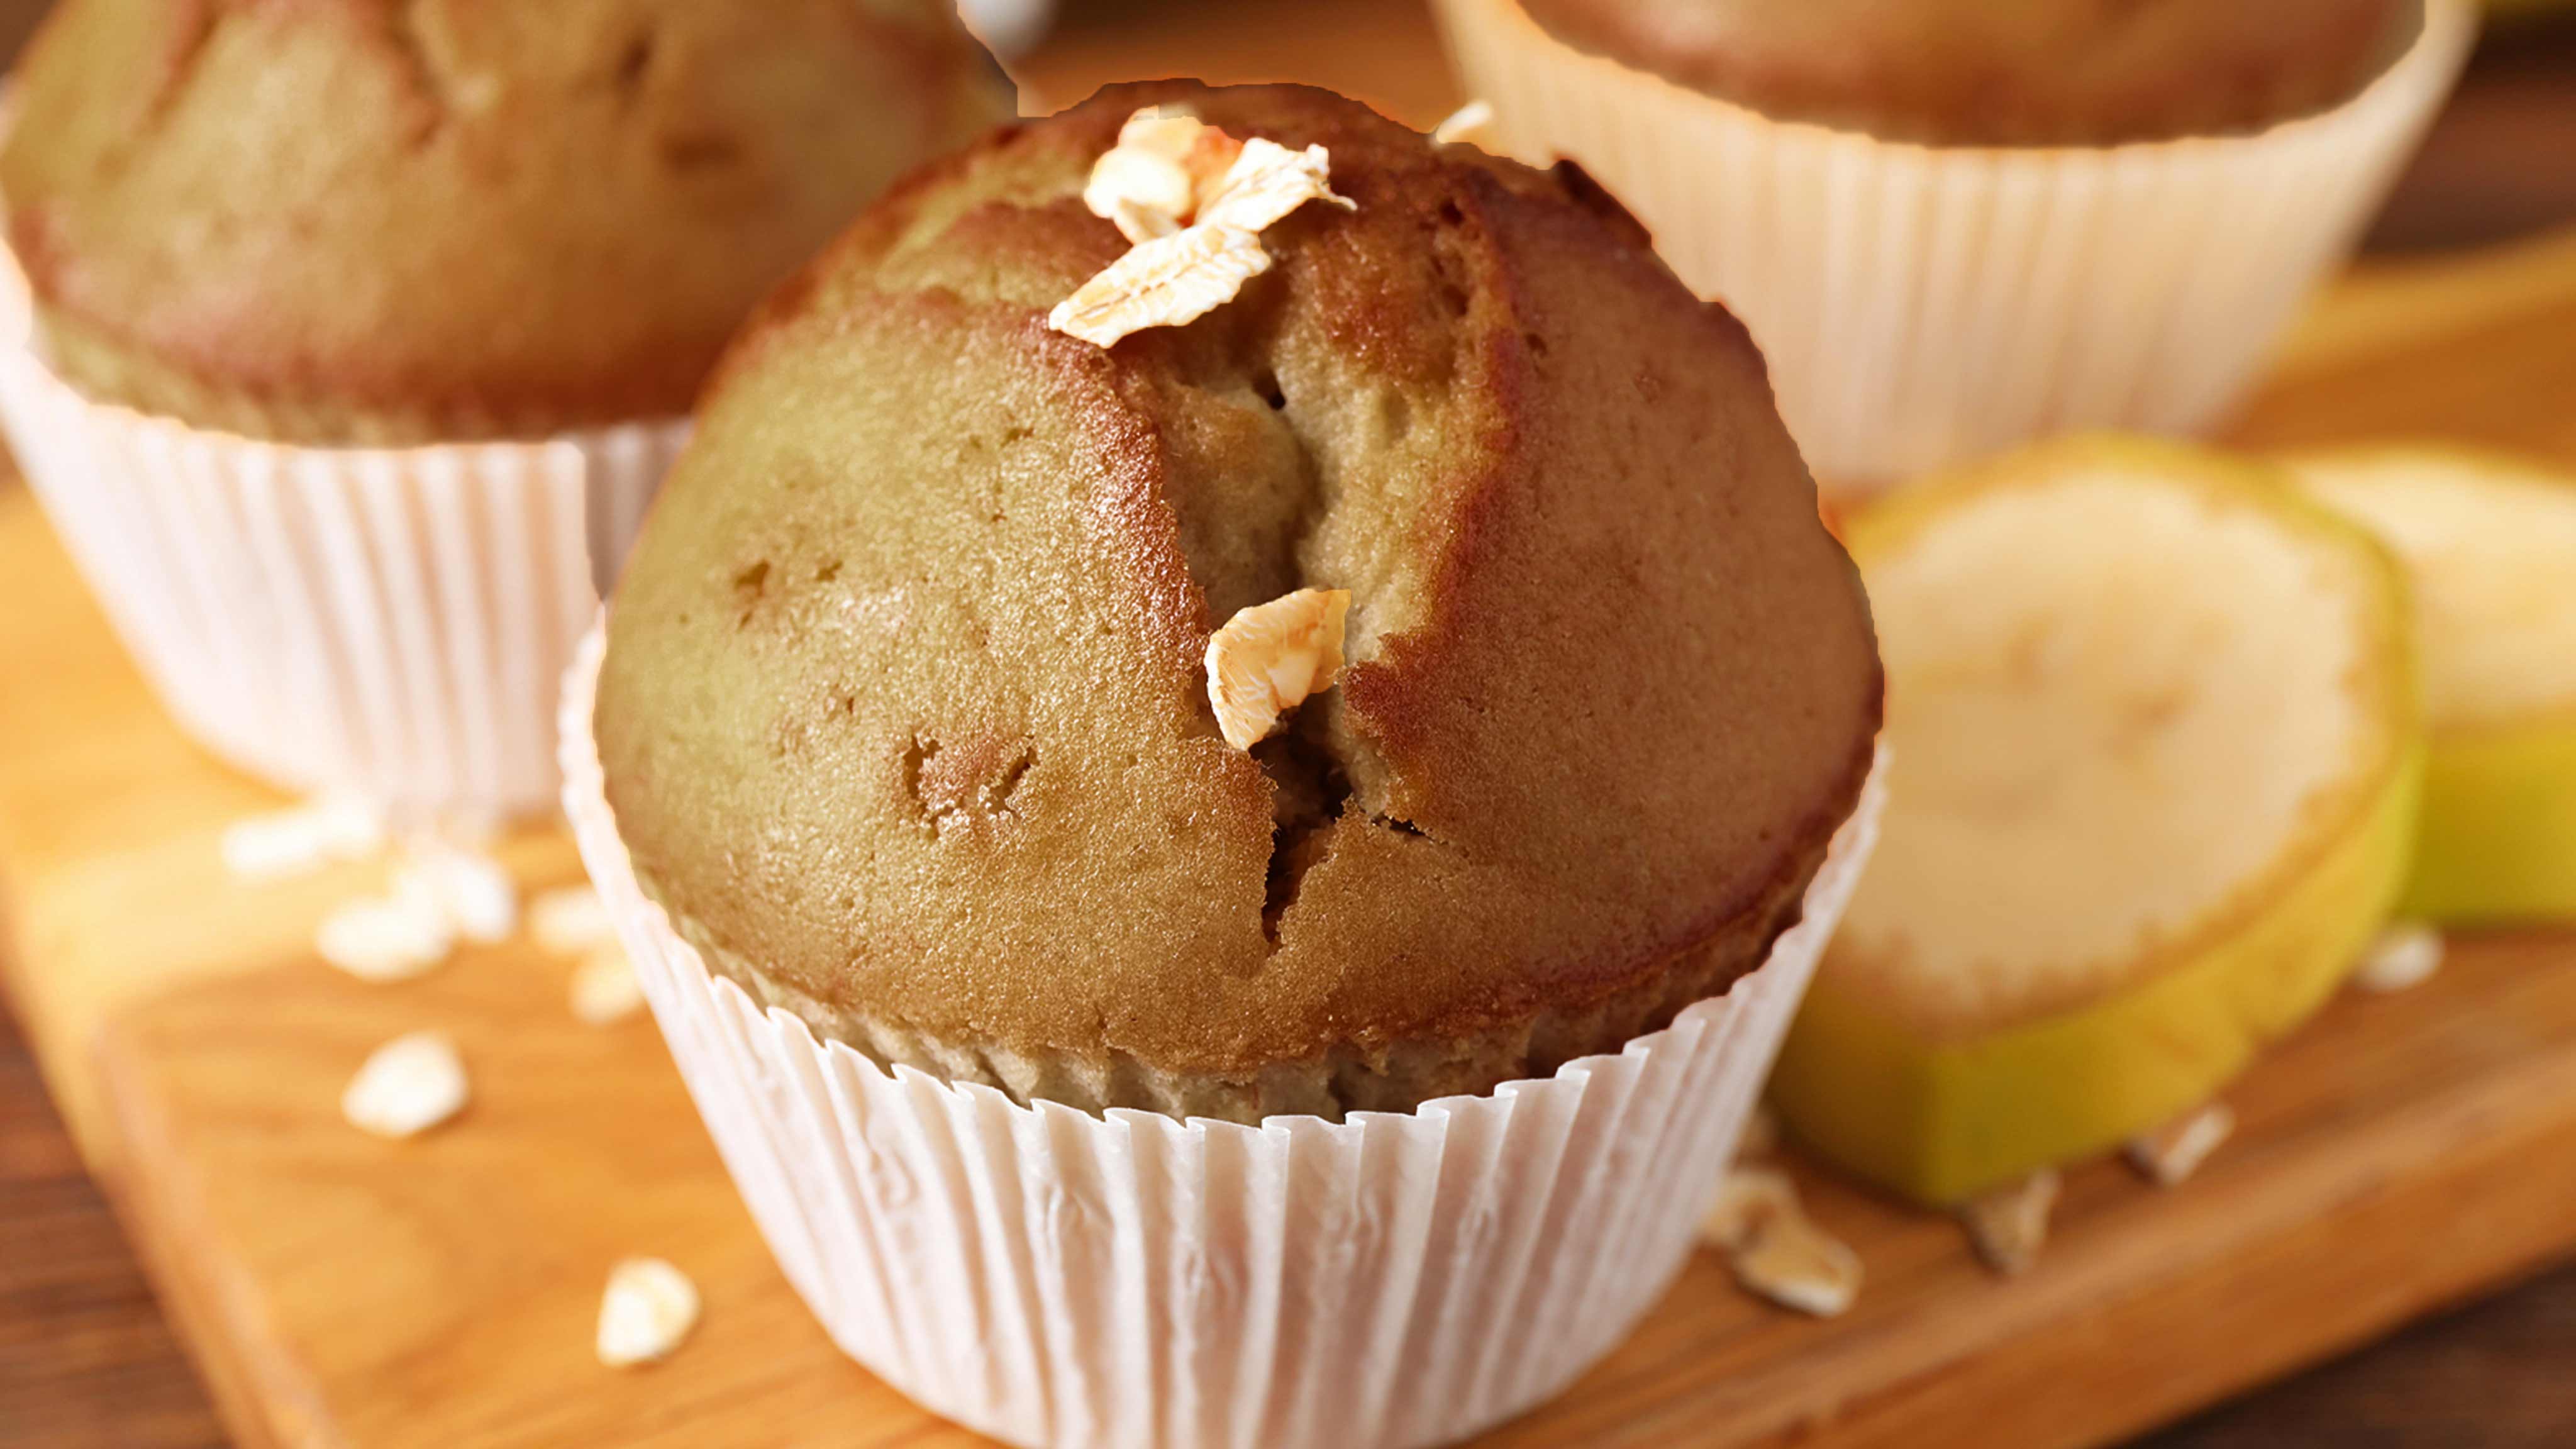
(0, 247, 684, 821)
(1433, 0, 2475, 489)
(561, 621, 1885, 1449)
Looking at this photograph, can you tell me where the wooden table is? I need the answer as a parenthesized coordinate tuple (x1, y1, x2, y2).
(6, 3, 2576, 1446)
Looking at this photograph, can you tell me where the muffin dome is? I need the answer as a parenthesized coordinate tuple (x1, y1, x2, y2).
(594, 82, 1880, 1121)
(0, 0, 1008, 441)
(1515, 0, 2407, 147)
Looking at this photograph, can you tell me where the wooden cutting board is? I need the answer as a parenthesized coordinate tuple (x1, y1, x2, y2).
(5, 231, 2576, 1449)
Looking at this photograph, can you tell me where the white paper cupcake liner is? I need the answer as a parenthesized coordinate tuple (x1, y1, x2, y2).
(0, 255, 686, 821)
(1433, 0, 2475, 489)
(560, 621, 1885, 1449)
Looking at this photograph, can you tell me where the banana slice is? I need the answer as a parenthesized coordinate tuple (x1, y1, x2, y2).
(2284, 447, 2576, 923)
(1771, 437, 2421, 1206)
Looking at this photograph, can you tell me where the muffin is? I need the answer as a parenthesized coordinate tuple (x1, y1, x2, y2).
(2, 0, 1006, 441)
(1516, 0, 2406, 147)
(1433, 0, 2475, 487)
(593, 81, 1880, 1122)
(569, 82, 1884, 1448)
(0, 0, 1010, 818)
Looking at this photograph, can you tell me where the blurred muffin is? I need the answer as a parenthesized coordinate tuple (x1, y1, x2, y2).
(1516, 0, 2406, 147)
(1436, 0, 2473, 486)
(1, 0, 1009, 441)
(0, 0, 1010, 819)
(592, 80, 1882, 1122)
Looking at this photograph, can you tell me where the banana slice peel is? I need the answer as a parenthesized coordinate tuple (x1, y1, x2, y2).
(1774, 758, 2415, 1204)
(2285, 447, 2576, 923)
(1773, 438, 2421, 1206)
(2407, 720, 2576, 919)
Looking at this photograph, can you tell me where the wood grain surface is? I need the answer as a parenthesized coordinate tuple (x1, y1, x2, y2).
(0, 1008, 223, 1449)
(6, 0, 2576, 1445)
(77, 905, 2576, 1449)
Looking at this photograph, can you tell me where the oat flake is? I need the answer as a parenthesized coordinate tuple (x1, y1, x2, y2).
(341, 1031, 469, 1139)
(1050, 223, 1275, 348)
(1204, 587, 1350, 750)
(597, 1257, 700, 1368)
(2353, 921, 2443, 992)
(1081, 105, 1238, 243)
(1195, 137, 1354, 236)
(220, 790, 386, 881)
(2125, 1102, 2236, 1187)
(316, 892, 455, 984)
(1054, 110, 1353, 347)
(397, 843, 519, 945)
(1699, 1165, 1798, 1252)
(1961, 1169, 2061, 1276)
(1731, 1206, 1862, 1318)
(530, 884, 616, 955)
(1433, 99, 1497, 148)
(569, 947, 647, 1026)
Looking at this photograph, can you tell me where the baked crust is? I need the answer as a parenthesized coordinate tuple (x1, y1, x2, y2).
(595, 82, 1882, 1118)
(0, 0, 1007, 441)
(1516, 0, 2407, 147)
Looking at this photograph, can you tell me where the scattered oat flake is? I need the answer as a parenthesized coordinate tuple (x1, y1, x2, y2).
(2125, 1102, 2236, 1187)
(1961, 1169, 2060, 1276)
(530, 884, 616, 955)
(570, 947, 647, 1026)
(1194, 137, 1355, 236)
(1699, 1165, 1798, 1252)
(1433, 99, 1497, 147)
(1731, 1207, 1862, 1318)
(1206, 587, 1351, 750)
(317, 840, 521, 982)
(1702, 1166, 1860, 1316)
(2353, 921, 2443, 993)
(397, 843, 519, 945)
(341, 1031, 469, 1138)
(317, 891, 455, 984)
(1049, 223, 1275, 348)
(597, 1258, 700, 1368)
(221, 790, 386, 881)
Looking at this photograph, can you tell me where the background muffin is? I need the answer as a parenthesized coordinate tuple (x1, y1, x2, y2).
(594, 80, 1882, 1121)
(1516, 0, 2406, 147)
(1436, 0, 2473, 487)
(1, 0, 1009, 441)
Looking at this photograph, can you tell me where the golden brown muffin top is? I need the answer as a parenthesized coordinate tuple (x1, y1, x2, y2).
(1516, 0, 2407, 147)
(0, 0, 1008, 440)
(595, 82, 1881, 1088)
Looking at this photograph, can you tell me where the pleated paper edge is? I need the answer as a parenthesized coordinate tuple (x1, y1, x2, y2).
(0, 242, 686, 819)
(560, 618, 1887, 1449)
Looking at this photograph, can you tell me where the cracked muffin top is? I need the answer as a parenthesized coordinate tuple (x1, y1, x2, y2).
(594, 82, 1882, 1122)
(1516, 0, 2407, 147)
(0, 0, 1008, 441)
